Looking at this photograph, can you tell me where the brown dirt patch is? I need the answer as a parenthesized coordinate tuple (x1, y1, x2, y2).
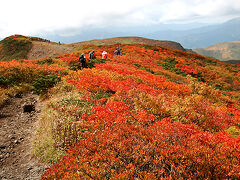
(0, 93, 48, 179)
(27, 41, 75, 60)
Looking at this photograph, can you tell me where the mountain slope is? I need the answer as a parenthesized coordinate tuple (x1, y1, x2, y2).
(72, 36, 186, 51)
(194, 41, 240, 61)
(27, 41, 75, 60)
(0, 35, 75, 61)
(0, 35, 32, 61)
(0, 42, 239, 179)
(0, 35, 186, 61)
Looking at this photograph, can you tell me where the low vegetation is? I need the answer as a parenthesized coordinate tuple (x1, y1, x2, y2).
(0, 36, 239, 179)
(0, 35, 32, 61)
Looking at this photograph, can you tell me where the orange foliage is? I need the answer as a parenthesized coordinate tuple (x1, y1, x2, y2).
(2, 42, 238, 179)
(41, 44, 240, 179)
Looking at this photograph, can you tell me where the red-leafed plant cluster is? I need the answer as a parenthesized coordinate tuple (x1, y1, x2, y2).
(175, 63, 198, 75)
(40, 44, 240, 179)
(0, 37, 239, 178)
(42, 101, 240, 179)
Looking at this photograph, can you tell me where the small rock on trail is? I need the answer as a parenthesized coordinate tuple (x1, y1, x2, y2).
(0, 93, 48, 179)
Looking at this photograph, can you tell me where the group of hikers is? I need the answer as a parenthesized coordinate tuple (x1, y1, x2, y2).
(79, 47, 122, 70)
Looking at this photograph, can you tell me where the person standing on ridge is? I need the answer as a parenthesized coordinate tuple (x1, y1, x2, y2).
(79, 53, 86, 70)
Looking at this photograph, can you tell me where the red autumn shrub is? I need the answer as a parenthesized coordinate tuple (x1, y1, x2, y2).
(42, 117, 240, 179)
(37, 43, 240, 179)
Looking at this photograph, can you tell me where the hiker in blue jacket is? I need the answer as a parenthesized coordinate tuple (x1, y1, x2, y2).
(114, 47, 121, 56)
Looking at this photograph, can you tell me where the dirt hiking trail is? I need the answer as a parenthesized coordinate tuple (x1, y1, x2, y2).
(0, 93, 48, 180)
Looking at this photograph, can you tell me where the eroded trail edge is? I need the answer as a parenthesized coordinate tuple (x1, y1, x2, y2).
(0, 93, 48, 180)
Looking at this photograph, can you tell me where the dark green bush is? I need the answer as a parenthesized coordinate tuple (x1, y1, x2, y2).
(159, 58, 187, 76)
(69, 62, 81, 71)
(139, 67, 155, 74)
(37, 58, 54, 65)
(91, 90, 114, 100)
(87, 59, 110, 68)
(134, 63, 141, 68)
(33, 75, 61, 94)
(159, 58, 178, 70)
(196, 57, 217, 66)
(68, 59, 110, 71)
(0, 76, 14, 87)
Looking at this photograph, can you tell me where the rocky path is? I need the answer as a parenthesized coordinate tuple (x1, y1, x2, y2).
(0, 93, 48, 180)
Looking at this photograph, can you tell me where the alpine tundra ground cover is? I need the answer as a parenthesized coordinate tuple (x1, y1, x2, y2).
(0, 40, 239, 179)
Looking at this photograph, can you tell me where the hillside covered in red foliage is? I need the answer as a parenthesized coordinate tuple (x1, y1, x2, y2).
(0, 38, 240, 179)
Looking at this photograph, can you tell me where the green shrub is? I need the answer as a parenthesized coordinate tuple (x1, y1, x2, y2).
(69, 62, 81, 71)
(87, 59, 110, 68)
(159, 58, 188, 76)
(134, 63, 141, 68)
(197, 57, 217, 66)
(139, 67, 155, 74)
(0, 75, 14, 87)
(91, 90, 114, 100)
(33, 75, 61, 94)
(37, 58, 54, 65)
(158, 58, 178, 70)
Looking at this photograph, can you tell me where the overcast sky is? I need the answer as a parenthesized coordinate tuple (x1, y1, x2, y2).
(0, 0, 240, 38)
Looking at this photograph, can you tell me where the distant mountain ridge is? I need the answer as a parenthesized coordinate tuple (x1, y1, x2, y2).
(0, 35, 186, 61)
(72, 37, 186, 51)
(194, 41, 240, 62)
(147, 17, 240, 49)
(32, 17, 240, 49)
(224, 60, 240, 64)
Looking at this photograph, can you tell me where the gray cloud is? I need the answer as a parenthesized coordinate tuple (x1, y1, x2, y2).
(0, 0, 240, 38)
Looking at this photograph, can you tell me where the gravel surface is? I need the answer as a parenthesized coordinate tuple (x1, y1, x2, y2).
(0, 93, 48, 180)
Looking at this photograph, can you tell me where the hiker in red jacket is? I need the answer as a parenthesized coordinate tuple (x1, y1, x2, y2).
(89, 50, 96, 61)
(92, 50, 96, 59)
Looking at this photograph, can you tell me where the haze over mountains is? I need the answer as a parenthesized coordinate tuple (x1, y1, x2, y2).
(1, 17, 239, 62)
(148, 17, 240, 49)
(34, 17, 240, 49)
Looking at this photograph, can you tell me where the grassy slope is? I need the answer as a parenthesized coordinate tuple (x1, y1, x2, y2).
(0, 35, 75, 61)
(0, 35, 32, 61)
(194, 41, 240, 61)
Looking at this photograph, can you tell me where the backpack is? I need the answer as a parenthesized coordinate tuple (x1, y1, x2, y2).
(79, 55, 85, 63)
